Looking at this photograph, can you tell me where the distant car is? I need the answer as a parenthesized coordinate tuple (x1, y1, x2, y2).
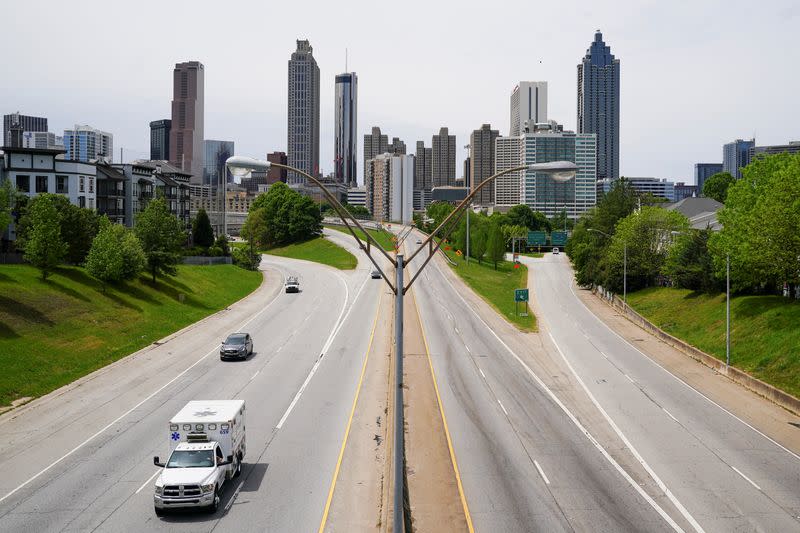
(416, 239, 422, 244)
(552, 247, 560, 255)
(371, 270, 381, 279)
(285, 276, 300, 293)
(220, 333, 253, 360)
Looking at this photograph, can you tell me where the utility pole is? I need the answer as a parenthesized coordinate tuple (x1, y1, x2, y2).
(726, 253, 730, 367)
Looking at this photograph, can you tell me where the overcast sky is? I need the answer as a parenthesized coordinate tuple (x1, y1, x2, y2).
(3, 0, 798, 185)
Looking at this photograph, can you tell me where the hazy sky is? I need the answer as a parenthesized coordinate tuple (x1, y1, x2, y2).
(2, 0, 798, 185)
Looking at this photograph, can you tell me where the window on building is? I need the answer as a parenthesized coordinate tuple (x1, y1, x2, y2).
(89, 177, 94, 193)
(16, 175, 30, 193)
(56, 175, 68, 194)
(36, 176, 48, 193)
(79, 176, 85, 192)
(78, 196, 86, 208)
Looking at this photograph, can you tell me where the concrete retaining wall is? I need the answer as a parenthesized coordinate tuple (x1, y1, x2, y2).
(593, 286, 800, 416)
(182, 256, 233, 266)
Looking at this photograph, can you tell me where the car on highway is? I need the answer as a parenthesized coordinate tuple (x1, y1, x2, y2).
(219, 333, 253, 360)
(153, 400, 245, 515)
(371, 270, 381, 279)
(552, 247, 560, 254)
(285, 276, 300, 293)
(416, 239, 422, 244)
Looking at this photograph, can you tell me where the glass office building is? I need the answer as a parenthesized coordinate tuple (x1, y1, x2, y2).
(334, 72, 358, 187)
(203, 140, 234, 185)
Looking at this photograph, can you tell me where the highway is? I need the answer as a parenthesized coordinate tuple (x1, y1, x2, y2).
(0, 230, 387, 533)
(404, 231, 800, 532)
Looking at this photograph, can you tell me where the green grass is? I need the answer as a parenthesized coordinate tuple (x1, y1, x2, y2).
(263, 236, 357, 270)
(0, 264, 262, 407)
(520, 252, 545, 258)
(440, 246, 536, 332)
(324, 224, 396, 251)
(626, 288, 800, 398)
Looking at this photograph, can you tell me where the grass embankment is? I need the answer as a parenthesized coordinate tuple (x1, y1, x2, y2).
(0, 264, 262, 407)
(324, 224, 396, 251)
(626, 288, 800, 398)
(263, 236, 357, 270)
(440, 247, 536, 332)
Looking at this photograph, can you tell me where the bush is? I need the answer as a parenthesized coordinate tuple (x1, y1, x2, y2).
(232, 246, 261, 271)
(208, 246, 224, 257)
(214, 234, 230, 256)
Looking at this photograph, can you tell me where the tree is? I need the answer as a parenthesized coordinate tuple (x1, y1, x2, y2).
(192, 208, 215, 248)
(426, 202, 455, 231)
(120, 229, 146, 280)
(471, 227, 487, 264)
(60, 204, 100, 264)
(135, 197, 185, 283)
(23, 194, 67, 279)
(663, 229, 719, 292)
(87, 218, 147, 291)
(702, 172, 736, 203)
(506, 204, 551, 232)
(214, 234, 230, 256)
(245, 182, 322, 248)
(0, 180, 14, 237)
(486, 221, 506, 270)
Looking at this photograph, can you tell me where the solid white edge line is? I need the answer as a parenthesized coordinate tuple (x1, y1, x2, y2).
(662, 408, 679, 424)
(547, 331, 704, 533)
(135, 469, 161, 495)
(498, 400, 509, 416)
(224, 479, 245, 512)
(479, 368, 486, 379)
(0, 272, 285, 506)
(568, 281, 800, 464)
(251, 370, 260, 380)
(625, 373, 636, 385)
(731, 466, 761, 491)
(533, 460, 551, 485)
(432, 260, 686, 533)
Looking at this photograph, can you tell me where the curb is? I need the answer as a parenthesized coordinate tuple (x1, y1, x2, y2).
(591, 287, 800, 416)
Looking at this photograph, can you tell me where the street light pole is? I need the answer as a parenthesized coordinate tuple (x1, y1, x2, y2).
(726, 252, 730, 367)
(465, 205, 470, 264)
(393, 253, 405, 531)
(623, 241, 627, 304)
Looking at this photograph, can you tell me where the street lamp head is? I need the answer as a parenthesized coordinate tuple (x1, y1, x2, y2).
(225, 155, 271, 184)
(527, 161, 578, 182)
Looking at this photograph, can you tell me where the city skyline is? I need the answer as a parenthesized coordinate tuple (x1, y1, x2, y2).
(2, 0, 798, 185)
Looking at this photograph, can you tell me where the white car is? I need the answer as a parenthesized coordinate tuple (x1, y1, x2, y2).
(552, 247, 560, 254)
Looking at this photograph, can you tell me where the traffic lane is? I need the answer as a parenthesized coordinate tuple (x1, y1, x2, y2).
(0, 258, 350, 532)
(406, 246, 676, 533)
(531, 255, 800, 531)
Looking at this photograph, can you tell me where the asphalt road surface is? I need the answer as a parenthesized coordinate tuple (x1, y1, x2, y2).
(0, 231, 387, 533)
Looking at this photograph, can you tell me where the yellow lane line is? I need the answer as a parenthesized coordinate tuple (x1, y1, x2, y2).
(317, 289, 384, 533)
(411, 288, 475, 533)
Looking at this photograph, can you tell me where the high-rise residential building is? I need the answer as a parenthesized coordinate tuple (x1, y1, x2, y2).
(388, 137, 406, 155)
(22, 131, 63, 150)
(364, 126, 388, 175)
(63, 125, 113, 162)
(287, 40, 320, 184)
(495, 136, 523, 206)
(414, 141, 432, 190)
(203, 140, 234, 186)
(150, 119, 171, 161)
(431, 127, 456, 187)
(334, 72, 358, 187)
(169, 61, 205, 182)
(364, 153, 414, 223)
(470, 124, 500, 206)
(577, 30, 620, 182)
(520, 122, 597, 219)
(694, 163, 723, 193)
(598, 177, 675, 202)
(722, 138, 755, 179)
(510, 82, 548, 136)
(4, 112, 47, 147)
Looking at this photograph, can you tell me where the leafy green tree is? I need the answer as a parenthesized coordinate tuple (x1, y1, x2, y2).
(426, 202, 455, 231)
(120, 229, 146, 280)
(702, 172, 736, 203)
(603, 207, 690, 292)
(506, 204, 551, 232)
(663, 229, 719, 292)
(486, 221, 506, 270)
(60, 203, 100, 264)
(0, 180, 14, 237)
(135, 197, 185, 283)
(471, 226, 487, 264)
(23, 194, 67, 279)
(192, 208, 215, 248)
(85, 218, 124, 290)
(214, 234, 230, 256)
(246, 182, 322, 248)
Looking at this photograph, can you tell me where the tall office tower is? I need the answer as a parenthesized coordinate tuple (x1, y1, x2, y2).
(722, 138, 755, 179)
(510, 82, 547, 136)
(463, 156, 471, 189)
(414, 141, 432, 190)
(150, 119, 172, 161)
(388, 137, 406, 155)
(364, 153, 414, 223)
(334, 72, 358, 187)
(287, 40, 320, 184)
(363, 126, 389, 177)
(267, 151, 288, 183)
(495, 136, 523, 206)
(577, 30, 620, 181)
(63, 125, 114, 162)
(470, 124, 500, 206)
(694, 163, 723, 193)
(203, 140, 235, 185)
(521, 123, 597, 219)
(4, 112, 47, 147)
(431, 127, 456, 187)
(169, 61, 205, 183)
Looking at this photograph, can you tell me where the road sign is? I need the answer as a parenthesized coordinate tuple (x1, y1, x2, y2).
(551, 231, 568, 246)
(514, 288, 529, 302)
(527, 231, 547, 246)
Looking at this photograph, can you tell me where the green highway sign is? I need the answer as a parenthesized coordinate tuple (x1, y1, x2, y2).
(527, 231, 547, 246)
(514, 288, 529, 302)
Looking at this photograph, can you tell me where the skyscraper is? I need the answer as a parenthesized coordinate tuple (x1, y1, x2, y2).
(364, 126, 389, 178)
(169, 61, 205, 183)
(495, 136, 523, 206)
(510, 82, 547, 136)
(577, 30, 620, 181)
(287, 40, 320, 184)
(694, 163, 723, 193)
(722, 138, 755, 179)
(431, 127, 456, 187)
(470, 124, 500, 206)
(414, 141, 432, 190)
(4, 112, 47, 148)
(63, 125, 113, 162)
(150, 119, 171, 161)
(334, 72, 358, 187)
(364, 153, 414, 224)
(388, 137, 406, 155)
(203, 140, 234, 185)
